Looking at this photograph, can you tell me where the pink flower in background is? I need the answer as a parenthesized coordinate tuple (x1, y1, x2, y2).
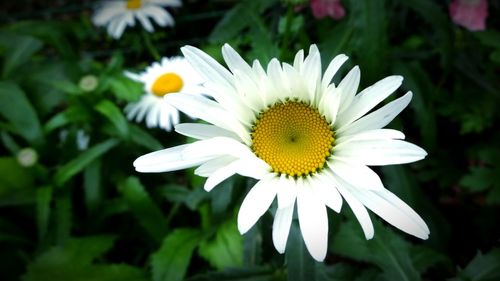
(310, 0, 345, 20)
(449, 0, 488, 31)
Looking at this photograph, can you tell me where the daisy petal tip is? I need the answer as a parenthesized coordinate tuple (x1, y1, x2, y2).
(237, 220, 251, 235)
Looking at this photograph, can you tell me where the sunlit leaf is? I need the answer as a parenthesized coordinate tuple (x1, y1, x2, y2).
(151, 228, 202, 281)
(199, 218, 243, 269)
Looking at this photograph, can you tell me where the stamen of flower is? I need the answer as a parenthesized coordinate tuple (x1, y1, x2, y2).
(151, 72, 184, 97)
(126, 0, 142, 10)
(251, 101, 334, 177)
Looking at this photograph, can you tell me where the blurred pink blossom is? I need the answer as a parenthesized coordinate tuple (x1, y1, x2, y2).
(310, 0, 345, 20)
(449, 0, 488, 31)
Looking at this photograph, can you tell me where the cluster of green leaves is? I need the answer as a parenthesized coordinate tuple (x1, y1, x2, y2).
(0, 0, 499, 281)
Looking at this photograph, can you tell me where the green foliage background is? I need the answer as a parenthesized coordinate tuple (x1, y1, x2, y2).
(0, 0, 499, 280)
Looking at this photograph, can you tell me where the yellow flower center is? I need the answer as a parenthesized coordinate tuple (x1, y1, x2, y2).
(251, 101, 334, 177)
(126, 0, 142, 10)
(151, 72, 184, 97)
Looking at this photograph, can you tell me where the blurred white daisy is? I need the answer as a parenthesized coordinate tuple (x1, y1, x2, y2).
(92, 0, 181, 39)
(133, 44, 430, 261)
(125, 56, 204, 131)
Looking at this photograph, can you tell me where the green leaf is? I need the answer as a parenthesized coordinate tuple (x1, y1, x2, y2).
(0, 157, 34, 194)
(315, 263, 359, 281)
(54, 139, 119, 186)
(83, 160, 102, 214)
(474, 31, 500, 48)
(151, 228, 202, 281)
(0, 81, 43, 144)
(186, 267, 275, 281)
(119, 177, 167, 243)
(460, 167, 495, 193)
(209, 0, 277, 43)
(95, 100, 129, 137)
(410, 245, 449, 274)
(450, 248, 500, 281)
(55, 197, 72, 245)
(286, 222, 317, 281)
(108, 74, 143, 102)
(332, 219, 420, 281)
(491, 50, 500, 64)
(22, 236, 148, 281)
(199, 218, 243, 269)
(247, 13, 279, 63)
(129, 124, 163, 151)
(36, 186, 52, 241)
(6, 20, 75, 59)
(243, 227, 263, 266)
(392, 62, 437, 150)
(349, 0, 388, 83)
(0, 32, 43, 78)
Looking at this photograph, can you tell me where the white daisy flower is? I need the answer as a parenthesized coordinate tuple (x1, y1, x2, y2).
(125, 56, 204, 131)
(92, 0, 181, 39)
(133, 44, 430, 261)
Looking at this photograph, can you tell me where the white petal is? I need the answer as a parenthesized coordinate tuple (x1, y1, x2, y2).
(293, 49, 304, 71)
(142, 5, 174, 26)
(328, 157, 384, 190)
(349, 188, 429, 239)
(337, 76, 403, 127)
(181, 45, 235, 93)
(233, 69, 264, 112)
(283, 63, 308, 101)
(297, 177, 328, 261)
(321, 54, 349, 91)
(238, 176, 278, 234)
(222, 44, 253, 77)
(311, 173, 342, 213)
(133, 144, 212, 173)
(234, 156, 270, 180)
(319, 84, 342, 124)
(376, 189, 430, 235)
(336, 66, 360, 114)
(175, 123, 239, 140)
(334, 139, 427, 166)
(302, 45, 322, 102)
(276, 175, 297, 209)
(93, 4, 124, 26)
(203, 159, 240, 191)
(338, 92, 413, 136)
(267, 59, 289, 102)
(194, 155, 236, 177)
(336, 129, 405, 144)
(330, 173, 374, 239)
(165, 93, 250, 144)
(272, 201, 295, 254)
(135, 11, 154, 32)
(182, 137, 254, 160)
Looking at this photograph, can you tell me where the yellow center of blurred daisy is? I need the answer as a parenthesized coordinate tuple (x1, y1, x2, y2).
(151, 73, 184, 97)
(126, 0, 142, 10)
(251, 101, 334, 177)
